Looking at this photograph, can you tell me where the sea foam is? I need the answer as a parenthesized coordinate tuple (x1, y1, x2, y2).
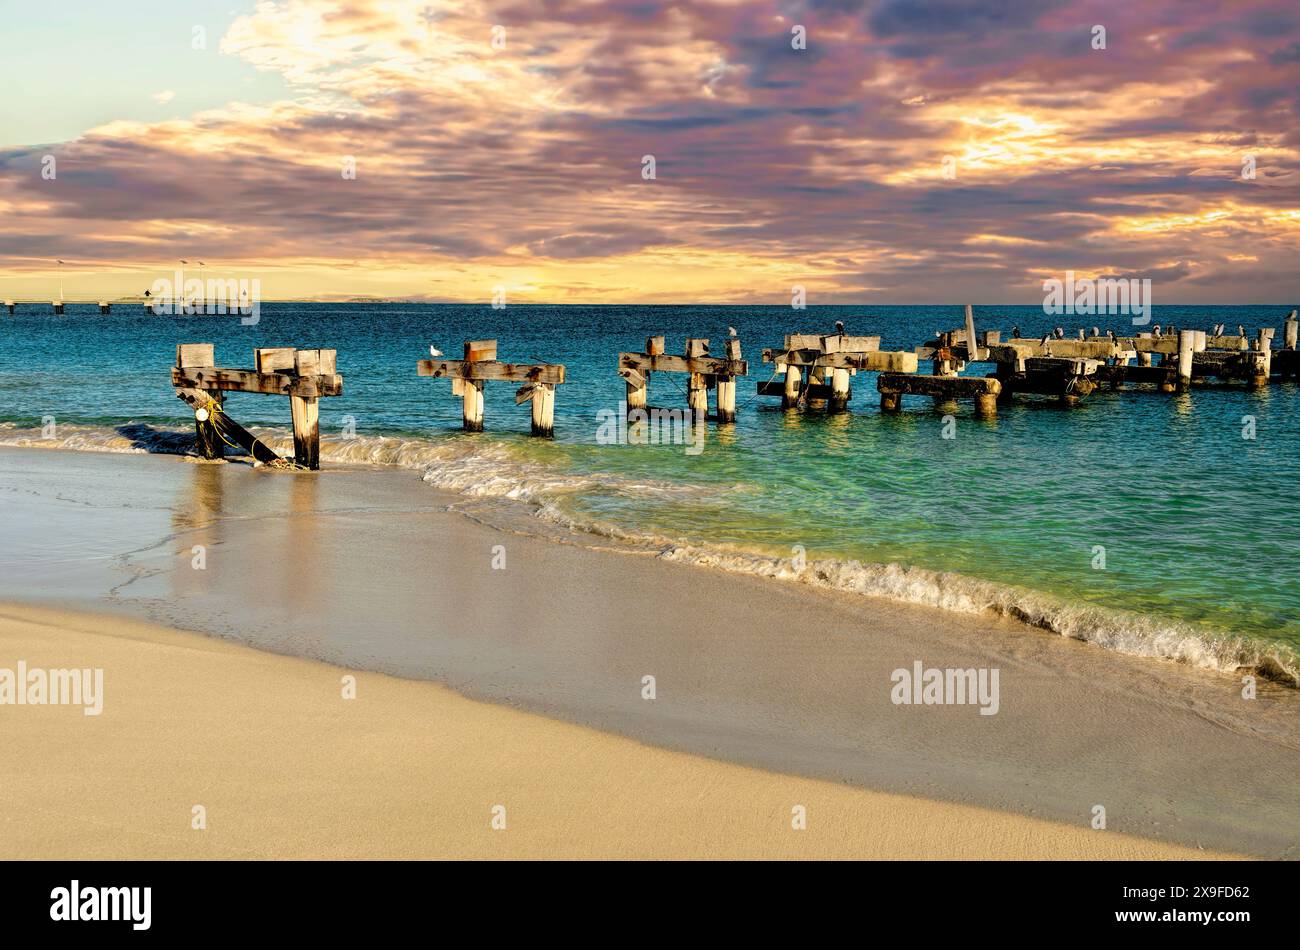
(3, 420, 1295, 686)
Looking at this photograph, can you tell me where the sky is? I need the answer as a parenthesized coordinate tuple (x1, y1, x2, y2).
(0, 0, 1297, 304)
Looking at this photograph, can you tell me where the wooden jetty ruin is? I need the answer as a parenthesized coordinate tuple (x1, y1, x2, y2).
(618, 336, 748, 423)
(172, 343, 343, 469)
(417, 339, 565, 436)
(759, 332, 916, 411)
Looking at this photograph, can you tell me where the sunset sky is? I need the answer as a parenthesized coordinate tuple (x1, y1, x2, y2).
(1, 0, 1297, 304)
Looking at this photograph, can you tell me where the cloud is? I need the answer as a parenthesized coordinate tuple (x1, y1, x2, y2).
(0, 0, 1297, 303)
(151, 90, 176, 105)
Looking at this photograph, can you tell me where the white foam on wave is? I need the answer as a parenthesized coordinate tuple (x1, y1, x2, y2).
(645, 544, 1298, 684)
(4, 420, 1295, 685)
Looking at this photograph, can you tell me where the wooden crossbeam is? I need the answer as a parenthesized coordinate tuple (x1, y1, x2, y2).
(757, 380, 850, 400)
(618, 353, 747, 376)
(416, 359, 565, 384)
(877, 374, 1000, 397)
(171, 366, 343, 398)
(762, 348, 917, 372)
(1091, 363, 1177, 386)
(1024, 357, 1101, 376)
(987, 340, 1119, 361)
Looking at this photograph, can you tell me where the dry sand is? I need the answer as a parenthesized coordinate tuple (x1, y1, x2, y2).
(0, 602, 1233, 860)
(2, 446, 1297, 859)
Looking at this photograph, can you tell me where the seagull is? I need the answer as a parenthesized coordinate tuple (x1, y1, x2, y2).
(834, 320, 844, 334)
(429, 345, 444, 358)
(1040, 332, 1052, 346)
(1011, 325, 1021, 338)
(1152, 324, 1162, 337)
(1091, 326, 1100, 337)
(1237, 324, 1245, 337)
(1054, 326, 1065, 338)
(1107, 329, 1117, 342)
(728, 326, 738, 337)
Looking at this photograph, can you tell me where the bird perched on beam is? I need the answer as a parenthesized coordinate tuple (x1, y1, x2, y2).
(834, 320, 845, 334)
(429, 345, 444, 358)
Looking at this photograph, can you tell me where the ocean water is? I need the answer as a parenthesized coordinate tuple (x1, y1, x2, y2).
(1, 302, 1296, 681)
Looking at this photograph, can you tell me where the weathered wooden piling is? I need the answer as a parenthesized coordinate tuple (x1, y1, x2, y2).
(760, 332, 915, 411)
(52, 301, 64, 315)
(4, 300, 14, 315)
(984, 340, 1106, 406)
(1176, 329, 1200, 391)
(619, 336, 748, 423)
(172, 343, 343, 469)
(418, 339, 565, 436)
(716, 338, 742, 422)
(98, 301, 111, 314)
(877, 373, 1002, 417)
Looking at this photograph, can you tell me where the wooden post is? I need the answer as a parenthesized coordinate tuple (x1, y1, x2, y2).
(1176, 329, 1196, 391)
(3, 300, 13, 315)
(463, 379, 485, 431)
(289, 394, 320, 468)
(807, 365, 828, 410)
(624, 368, 648, 412)
(963, 305, 980, 362)
(974, 393, 997, 418)
(1253, 328, 1273, 387)
(688, 373, 708, 419)
(287, 349, 331, 468)
(782, 362, 802, 409)
(715, 376, 737, 423)
(1284, 310, 1298, 349)
(98, 301, 111, 314)
(194, 392, 225, 459)
(177, 345, 218, 458)
(880, 391, 901, 413)
(829, 367, 851, 412)
(530, 383, 556, 437)
(715, 337, 740, 423)
(52, 301, 64, 315)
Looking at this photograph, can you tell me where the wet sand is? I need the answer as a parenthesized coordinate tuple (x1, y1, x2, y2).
(1, 445, 1297, 858)
(0, 602, 1237, 859)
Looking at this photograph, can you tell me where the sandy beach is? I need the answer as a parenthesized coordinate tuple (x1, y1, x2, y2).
(1, 445, 1297, 859)
(0, 601, 1235, 860)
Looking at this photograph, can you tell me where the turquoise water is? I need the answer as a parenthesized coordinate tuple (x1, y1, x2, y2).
(1, 302, 1296, 676)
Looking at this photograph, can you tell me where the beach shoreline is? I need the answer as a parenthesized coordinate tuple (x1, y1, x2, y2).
(0, 601, 1241, 860)
(1, 444, 1297, 858)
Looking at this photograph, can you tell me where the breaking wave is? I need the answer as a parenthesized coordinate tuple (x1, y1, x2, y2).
(2, 420, 1295, 686)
